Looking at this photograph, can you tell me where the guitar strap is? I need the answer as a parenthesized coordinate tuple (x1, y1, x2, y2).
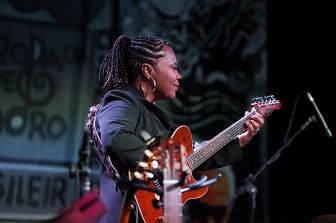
(92, 114, 141, 223)
(91, 115, 119, 183)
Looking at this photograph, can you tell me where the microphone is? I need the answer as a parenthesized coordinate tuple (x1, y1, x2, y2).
(306, 92, 332, 138)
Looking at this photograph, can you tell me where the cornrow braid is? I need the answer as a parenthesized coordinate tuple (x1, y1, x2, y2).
(99, 36, 130, 94)
(86, 35, 170, 133)
(98, 35, 169, 95)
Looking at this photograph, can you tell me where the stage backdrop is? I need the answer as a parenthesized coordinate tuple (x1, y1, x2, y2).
(0, 0, 267, 222)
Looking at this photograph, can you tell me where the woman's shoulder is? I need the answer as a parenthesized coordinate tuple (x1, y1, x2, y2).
(101, 85, 143, 107)
(107, 85, 142, 99)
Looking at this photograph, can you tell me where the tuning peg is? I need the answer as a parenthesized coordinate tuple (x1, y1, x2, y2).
(133, 171, 144, 180)
(144, 171, 155, 179)
(138, 161, 149, 168)
(253, 95, 276, 103)
(151, 160, 159, 169)
(144, 149, 153, 157)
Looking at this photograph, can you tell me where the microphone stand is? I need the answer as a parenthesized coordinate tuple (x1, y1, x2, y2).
(69, 131, 92, 198)
(225, 115, 317, 223)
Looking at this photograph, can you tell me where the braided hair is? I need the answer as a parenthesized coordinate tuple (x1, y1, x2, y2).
(85, 35, 170, 133)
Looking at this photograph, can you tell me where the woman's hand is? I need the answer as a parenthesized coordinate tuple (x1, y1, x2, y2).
(237, 111, 264, 147)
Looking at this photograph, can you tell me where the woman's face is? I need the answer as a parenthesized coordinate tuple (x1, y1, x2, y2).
(152, 46, 182, 101)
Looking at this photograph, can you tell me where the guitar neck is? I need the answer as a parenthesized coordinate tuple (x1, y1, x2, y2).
(163, 178, 183, 222)
(162, 139, 185, 223)
(186, 109, 256, 171)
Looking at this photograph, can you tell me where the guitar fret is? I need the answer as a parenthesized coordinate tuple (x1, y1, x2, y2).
(188, 107, 268, 170)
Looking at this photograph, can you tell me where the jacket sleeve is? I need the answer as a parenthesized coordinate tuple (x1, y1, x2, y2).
(97, 91, 146, 172)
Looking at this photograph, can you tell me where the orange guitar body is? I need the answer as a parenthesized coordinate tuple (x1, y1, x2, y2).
(135, 125, 208, 223)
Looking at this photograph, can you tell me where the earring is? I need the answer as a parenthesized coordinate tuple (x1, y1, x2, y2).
(141, 78, 156, 94)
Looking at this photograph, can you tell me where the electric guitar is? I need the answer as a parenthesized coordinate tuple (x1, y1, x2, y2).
(135, 95, 281, 223)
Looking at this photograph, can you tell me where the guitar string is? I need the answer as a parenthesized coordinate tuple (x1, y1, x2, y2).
(186, 100, 279, 170)
(187, 110, 255, 170)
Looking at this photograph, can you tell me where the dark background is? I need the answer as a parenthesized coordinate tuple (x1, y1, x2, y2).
(267, 1, 335, 222)
(1, 1, 335, 222)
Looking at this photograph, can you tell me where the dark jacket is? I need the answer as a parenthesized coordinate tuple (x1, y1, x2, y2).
(94, 85, 243, 223)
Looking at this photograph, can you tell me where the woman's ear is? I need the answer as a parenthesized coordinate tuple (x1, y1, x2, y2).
(141, 63, 153, 79)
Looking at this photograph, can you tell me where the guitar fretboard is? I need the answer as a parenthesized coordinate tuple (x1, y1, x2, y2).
(186, 110, 256, 170)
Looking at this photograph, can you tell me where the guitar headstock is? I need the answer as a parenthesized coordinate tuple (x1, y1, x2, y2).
(251, 95, 281, 116)
(158, 139, 187, 182)
(133, 147, 159, 182)
(133, 138, 187, 183)
(159, 138, 186, 223)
